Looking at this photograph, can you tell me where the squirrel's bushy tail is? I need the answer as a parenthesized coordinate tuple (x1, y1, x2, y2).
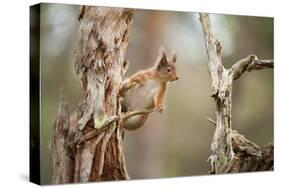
(123, 114, 149, 131)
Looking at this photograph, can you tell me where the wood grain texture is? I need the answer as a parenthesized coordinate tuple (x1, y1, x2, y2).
(51, 6, 134, 183)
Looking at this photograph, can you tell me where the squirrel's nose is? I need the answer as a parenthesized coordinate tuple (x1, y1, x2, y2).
(175, 76, 179, 80)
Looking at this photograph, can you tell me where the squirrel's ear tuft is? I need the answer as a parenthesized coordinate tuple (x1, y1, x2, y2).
(158, 46, 168, 61)
(158, 46, 165, 56)
(157, 48, 168, 69)
(170, 50, 177, 63)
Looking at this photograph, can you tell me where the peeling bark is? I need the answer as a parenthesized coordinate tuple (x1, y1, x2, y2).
(50, 88, 74, 183)
(51, 6, 134, 183)
(199, 13, 274, 174)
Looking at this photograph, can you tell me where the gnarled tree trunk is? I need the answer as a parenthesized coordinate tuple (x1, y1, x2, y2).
(199, 13, 273, 174)
(51, 6, 134, 184)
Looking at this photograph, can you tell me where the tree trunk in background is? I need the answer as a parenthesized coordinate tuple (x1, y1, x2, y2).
(51, 6, 134, 184)
(199, 13, 273, 174)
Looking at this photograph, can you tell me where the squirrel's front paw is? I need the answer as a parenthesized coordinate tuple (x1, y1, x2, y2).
(156, 105, 164, 113)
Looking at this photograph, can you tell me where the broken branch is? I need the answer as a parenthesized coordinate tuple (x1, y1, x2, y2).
(231, 55, 274, 80)
(75, 108, 160, 145)
(205, 116, 216, 126)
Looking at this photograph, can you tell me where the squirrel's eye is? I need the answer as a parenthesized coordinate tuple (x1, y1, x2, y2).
(166, 67, 172, 73)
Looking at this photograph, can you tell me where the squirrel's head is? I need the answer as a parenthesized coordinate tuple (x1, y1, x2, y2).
(155, 47, 179, 82)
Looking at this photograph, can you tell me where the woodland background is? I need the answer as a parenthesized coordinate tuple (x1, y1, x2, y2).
(39, 4, 273, 184)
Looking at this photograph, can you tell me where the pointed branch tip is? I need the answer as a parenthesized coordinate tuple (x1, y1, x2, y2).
(205, 116, 216, 126)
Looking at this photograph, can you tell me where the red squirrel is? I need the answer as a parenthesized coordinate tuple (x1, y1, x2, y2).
(119, 47, 179, 130)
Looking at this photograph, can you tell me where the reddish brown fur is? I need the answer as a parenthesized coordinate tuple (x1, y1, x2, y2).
(120, 47, 179, 130)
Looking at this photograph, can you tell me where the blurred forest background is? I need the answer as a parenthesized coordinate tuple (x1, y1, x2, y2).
(39, 4, 273, 184)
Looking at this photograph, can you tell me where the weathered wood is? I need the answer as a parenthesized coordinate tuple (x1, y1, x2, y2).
(50, 88, 74, 184)
(51, 6, 134, 183)
(199, 13, 273, 174)
(200, 13, 234, 174)
(74, 6, 134, 182)
(231, 55, 274, 80)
